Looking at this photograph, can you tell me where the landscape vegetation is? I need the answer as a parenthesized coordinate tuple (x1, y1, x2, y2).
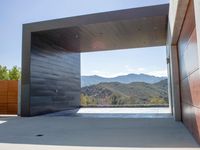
(81, 74, 168, 107)
(0, 65, 168, 107)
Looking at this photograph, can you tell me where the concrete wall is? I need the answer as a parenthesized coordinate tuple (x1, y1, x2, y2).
(167, 45, 181, 120)
(28, 35, 80, 116)
(168, 0, 189, 44)
(167, 18, 181, 121)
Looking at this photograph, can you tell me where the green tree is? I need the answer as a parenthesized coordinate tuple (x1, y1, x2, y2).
(80, 94, 98, 106)
(9, 66, 21, 80)
(110, 94, 120, 105)
(0, 65, 9, 80)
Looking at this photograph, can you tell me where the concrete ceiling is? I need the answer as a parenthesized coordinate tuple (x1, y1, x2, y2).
(31, 4, 169, 52)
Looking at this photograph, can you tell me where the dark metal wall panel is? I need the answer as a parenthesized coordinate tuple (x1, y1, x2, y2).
(30, 35, 80, 116)
(21, 27, 31, 116)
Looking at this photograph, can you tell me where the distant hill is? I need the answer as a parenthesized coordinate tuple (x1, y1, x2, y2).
(81, 79, 168, 106)
(81, 73, 167, 87)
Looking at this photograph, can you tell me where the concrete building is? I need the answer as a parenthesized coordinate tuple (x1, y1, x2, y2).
(19, 0, 200, 145)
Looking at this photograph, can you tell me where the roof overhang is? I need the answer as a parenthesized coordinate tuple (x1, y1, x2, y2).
(24, 4, 169, 52)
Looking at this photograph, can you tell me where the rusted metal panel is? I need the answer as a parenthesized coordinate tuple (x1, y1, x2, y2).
(178, 0, 200, 144)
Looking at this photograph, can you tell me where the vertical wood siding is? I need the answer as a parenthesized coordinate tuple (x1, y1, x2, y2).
(0, 80, 18, 114)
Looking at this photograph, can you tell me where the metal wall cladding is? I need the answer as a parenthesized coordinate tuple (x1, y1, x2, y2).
(30, 35, 80, 116)
(178, 0, 200, 144)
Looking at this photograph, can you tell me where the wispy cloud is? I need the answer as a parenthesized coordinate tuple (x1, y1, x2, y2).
(82, 66, 145, 78)
(147, 69, 167, 77)
(125, 65, 145, 73)
(82, 68, 168, 78)
(84, 70, 127, 78)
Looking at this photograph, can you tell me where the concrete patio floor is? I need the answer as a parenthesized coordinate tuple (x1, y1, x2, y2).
(0, 111, 199, 150)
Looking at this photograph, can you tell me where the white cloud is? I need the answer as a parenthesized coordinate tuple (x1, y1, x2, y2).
(147, 69, 168, 77)
(82, 66, 168, 78)
(82, 66, 146, 78)
(89, 70, 127, 78)
(82, 70, 127, 78)
(125, 65, 145, 73)
(124, 65, 168, 77)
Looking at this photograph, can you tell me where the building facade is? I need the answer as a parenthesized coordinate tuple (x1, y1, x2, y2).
(21, 0, 200, 143)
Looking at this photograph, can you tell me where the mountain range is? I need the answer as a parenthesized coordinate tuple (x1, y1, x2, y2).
(81, 73, 167, 87)
(81, 79, 168, 106)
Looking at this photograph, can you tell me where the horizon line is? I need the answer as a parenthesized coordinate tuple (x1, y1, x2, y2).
(81, 73, 168, 78)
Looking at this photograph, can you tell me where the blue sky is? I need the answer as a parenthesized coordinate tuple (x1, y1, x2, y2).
(81, 46, 167, 77)
(0, 0, 169, 77)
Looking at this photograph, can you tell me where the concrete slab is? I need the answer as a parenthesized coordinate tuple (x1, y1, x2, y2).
(0, 144, 200, 150)
(76, 107, 171, 114)
(45, 107, 172, 118)
(0, 115, 198, 149)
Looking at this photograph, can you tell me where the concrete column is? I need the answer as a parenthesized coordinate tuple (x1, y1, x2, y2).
(169, 45, 181, 121)
(21, 27, 31, 117)
(166, 46, 173, 115)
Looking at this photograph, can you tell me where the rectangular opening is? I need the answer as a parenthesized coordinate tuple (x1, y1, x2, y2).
(80, 46, 170, 114)
(21, 4, 169, 117)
